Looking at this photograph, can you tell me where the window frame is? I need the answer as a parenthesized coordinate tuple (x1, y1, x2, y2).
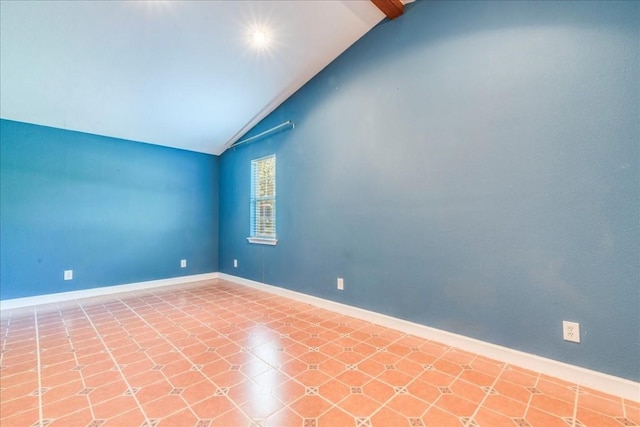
(247, 154, 277, 245)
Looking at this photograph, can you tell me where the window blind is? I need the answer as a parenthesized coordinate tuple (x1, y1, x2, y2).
(250, 155, 276, 240)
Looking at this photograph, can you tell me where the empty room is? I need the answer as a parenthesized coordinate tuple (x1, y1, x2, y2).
(1, 0, 638, 426)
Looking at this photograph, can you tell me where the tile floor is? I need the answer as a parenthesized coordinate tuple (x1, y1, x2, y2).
(1, 279, 638, 427)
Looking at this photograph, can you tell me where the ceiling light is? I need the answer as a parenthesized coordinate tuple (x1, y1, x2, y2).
(248, 26, 271, 50)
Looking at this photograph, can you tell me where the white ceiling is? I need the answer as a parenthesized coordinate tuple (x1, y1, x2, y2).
(0, 1, 387, 155)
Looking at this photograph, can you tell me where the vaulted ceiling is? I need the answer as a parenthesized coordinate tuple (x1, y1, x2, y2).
(0, 1, 407, 155)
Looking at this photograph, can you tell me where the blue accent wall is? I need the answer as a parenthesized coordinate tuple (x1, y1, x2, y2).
(219, 1, 639, 380)
(1, 119, 219, 299)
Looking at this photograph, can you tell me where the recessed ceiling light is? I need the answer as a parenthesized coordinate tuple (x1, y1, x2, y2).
(248, 26, 271, 50)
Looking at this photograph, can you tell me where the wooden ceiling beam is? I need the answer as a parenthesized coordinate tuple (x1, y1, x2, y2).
(371, 0, 404, 20)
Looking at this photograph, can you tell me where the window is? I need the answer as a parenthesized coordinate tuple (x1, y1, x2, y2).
(248, 155, 277, 245)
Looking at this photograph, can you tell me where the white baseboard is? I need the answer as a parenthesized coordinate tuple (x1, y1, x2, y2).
(2, 271, 636, 401)
(0, 272, 219, 311)
(218, 272, 640, 402)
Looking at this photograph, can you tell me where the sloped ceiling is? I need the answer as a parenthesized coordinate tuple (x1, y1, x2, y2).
(0, 1, 398, 155)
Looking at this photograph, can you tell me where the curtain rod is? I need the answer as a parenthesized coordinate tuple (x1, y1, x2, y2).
(229, 120, 295, 150)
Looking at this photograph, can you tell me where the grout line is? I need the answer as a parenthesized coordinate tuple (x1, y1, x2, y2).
(0, 315, 9, 369)
(62, 304, 97, 421)
(115, 295, 238, 422)
(467, 361, 508, 425)
(571, 385, 580, 427)
(142, 285, 341, 420)
(4, 281, 633, 426)
(78, 301, 151, 423)
(520, 372, 541, 421)
(33, 307, 44, 427)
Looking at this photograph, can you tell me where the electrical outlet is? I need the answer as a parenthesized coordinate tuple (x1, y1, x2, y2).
(180, 259, 187, 268)
(233, 259, 238, 268)
(337, 278, 344, 291)
(64, 270, 73, 280)
(563, 321, 580, 343)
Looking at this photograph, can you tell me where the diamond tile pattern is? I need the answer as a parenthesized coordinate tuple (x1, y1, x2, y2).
(1, 279, 636, 426)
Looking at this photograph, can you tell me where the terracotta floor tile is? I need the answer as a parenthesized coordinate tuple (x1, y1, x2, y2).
(433, 359, 464, 377)
(0, 408, 39, 427)
(336, 394, 381, 417)
(135, 380, 175, 405)
(536, 377, 577, 404)
(529, 393, 575, 417)
(376, 369, 413, 387)
(83, 370, 124, 389)
(80, 359, 115, 378)
(417, 368, 456, 387)
(471, 356, 504, 376)
(449, 378, 486, 404)
(318, 379, 351, 404)
(458, 368, 496, 387)
(91, 395, 139, 420)
(577, 391, 625, 417)
(406, 379, 440, 405)
(41, 379, 85, 405)
(0, 379, 39, 402)
(102, 408, 146, 427)
(276, 412, 307, 427)
(576, 406, 627, 427)
(625, 402, 640, 424)
(239, 394, 284, 418)
(334, 350, 366, 365)
(482, 394, 527, 417)
(142, 394, 189, 419)
(42, 394, 89, 419)
(161, 358, 193, 377)
(169, 370, 207, 388)
(434, 394, 478, 417)
(156, 408, 198, 427)
(498, 366, 539, 388)
(227, 379, 268, 405)
(0, 371, 38, 389)
(395, 358, 424, 377)
(248, 366, 288, 389)
(47, 408, 94, 427)
(369, 350, 402, 365)
(337, 369, 373, 387)
(317, 406, 355, 427)
(473, 407, 516, 427)
(290, 394, 333, 418)
(421, 405, 463, 426)
(121, 358, 155, 377)
(318, 358, 347, 377)
(180, 381, 218, 405)
(0, 279, 632, 427)
(371, 406, 409, 426)
(127, 369, 166, 387)
(320, 343, 344, 357)
(386, 394, 431, 417)
(1, 395, 39, 416)
(296, 368, 331, 387)
(493, 378, 533, 404)
(191, 395, 236, 419)
(273, 378, 306, 403)
(211, 369, 248, 388)
(201, 358, 232, 377)
(525, 407, 571, 427)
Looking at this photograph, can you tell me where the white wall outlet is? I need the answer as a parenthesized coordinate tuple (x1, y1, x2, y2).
(563, 321, 580, 343)
(64, 270, 73, 280)
(233, 259, 238, 268)
(337, 277, 344, 291)
(180, 259, 187, 268)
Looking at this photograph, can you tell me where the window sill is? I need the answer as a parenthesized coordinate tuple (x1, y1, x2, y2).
(247, 237, 278, 246)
